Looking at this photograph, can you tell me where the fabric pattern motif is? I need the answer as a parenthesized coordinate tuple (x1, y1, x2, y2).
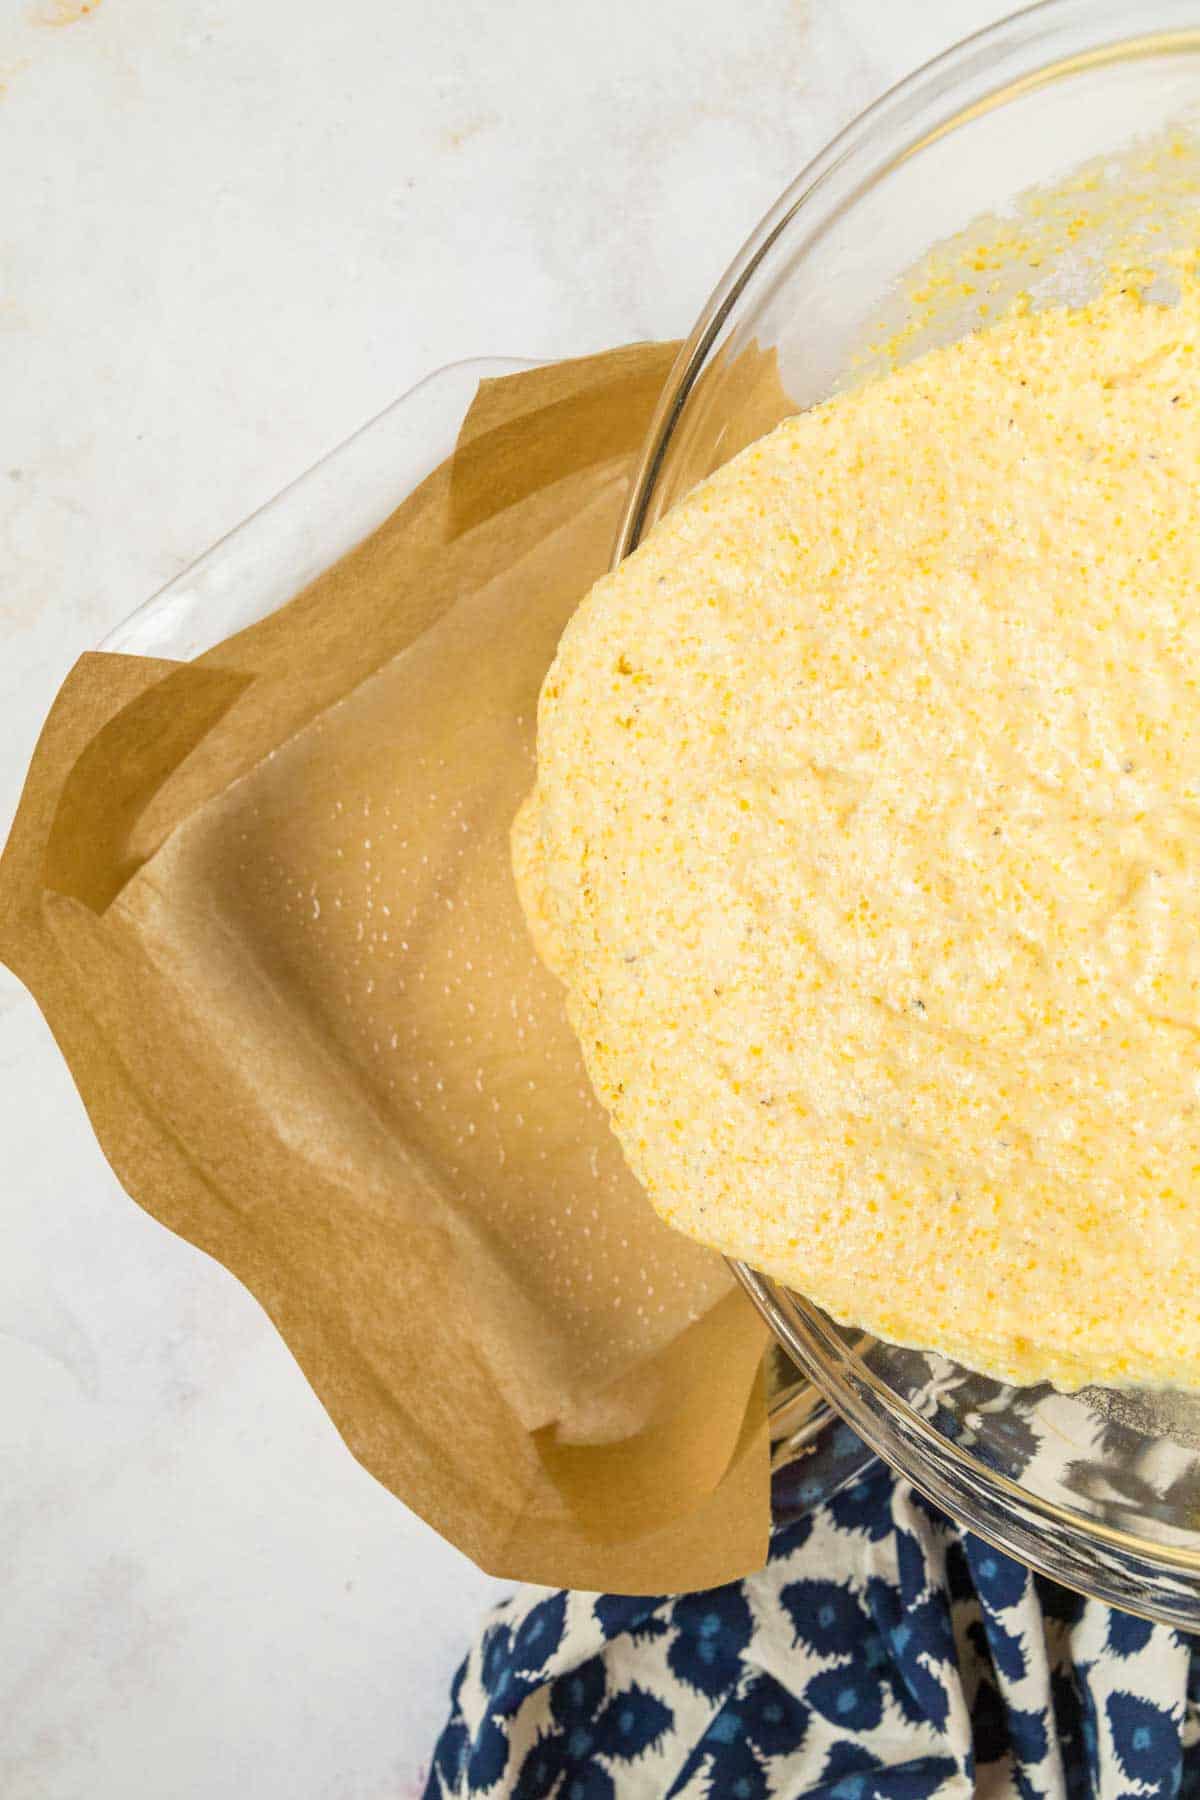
(425, 1466, 1199, 1799)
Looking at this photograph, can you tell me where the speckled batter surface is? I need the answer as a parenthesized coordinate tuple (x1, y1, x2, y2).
(515, 279, 1200, 1392)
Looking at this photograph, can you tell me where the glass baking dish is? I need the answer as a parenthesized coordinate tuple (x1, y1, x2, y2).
(98, 350, 843, 1473)
(620, 0, 1200, 1627)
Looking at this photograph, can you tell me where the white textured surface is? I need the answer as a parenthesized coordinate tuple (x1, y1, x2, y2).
(0, 1, 1009, 1793)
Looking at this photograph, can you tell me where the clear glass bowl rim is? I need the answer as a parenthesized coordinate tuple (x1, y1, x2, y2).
(616, 0, 1200, 562)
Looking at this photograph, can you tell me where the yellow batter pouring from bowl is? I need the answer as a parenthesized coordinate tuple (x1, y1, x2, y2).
(515, 274, 1200, 1392)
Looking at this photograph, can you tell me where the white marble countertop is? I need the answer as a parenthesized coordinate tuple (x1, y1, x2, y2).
(1, 1, 1012, 1792)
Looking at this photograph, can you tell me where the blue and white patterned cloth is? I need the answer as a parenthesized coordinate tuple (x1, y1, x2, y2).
(424, 1461, 1200, 1799)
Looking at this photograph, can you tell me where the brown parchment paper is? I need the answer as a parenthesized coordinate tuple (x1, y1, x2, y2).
(0, 344, 774, 1592)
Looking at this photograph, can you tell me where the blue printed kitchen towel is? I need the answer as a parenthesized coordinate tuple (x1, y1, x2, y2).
(424, 1458, 1199, 1798)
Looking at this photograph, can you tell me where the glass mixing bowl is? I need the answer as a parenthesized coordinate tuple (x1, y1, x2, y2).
(616, 0, 1200, 1627)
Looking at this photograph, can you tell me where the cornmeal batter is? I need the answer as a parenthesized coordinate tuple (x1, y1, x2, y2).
(515, 279, 1200, 1391)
